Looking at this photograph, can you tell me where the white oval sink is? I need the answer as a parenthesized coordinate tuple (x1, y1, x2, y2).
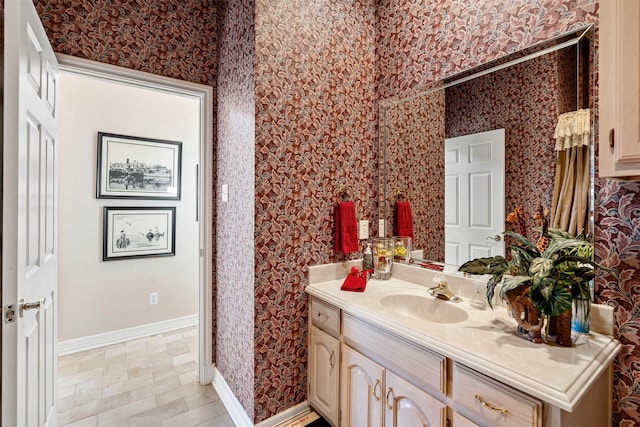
(380, 294, 469, 324)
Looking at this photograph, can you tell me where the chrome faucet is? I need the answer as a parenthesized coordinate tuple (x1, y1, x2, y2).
(428, 282, 462, 303)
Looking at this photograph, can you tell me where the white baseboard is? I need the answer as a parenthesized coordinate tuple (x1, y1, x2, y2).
(212, 367, 310, 427)
(212, 367, 253, 426)
(57, 314, 198, 356)
(256, 402, 310, 427)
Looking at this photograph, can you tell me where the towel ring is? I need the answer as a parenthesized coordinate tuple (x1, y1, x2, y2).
(338, 185, 353, 202)
(396, 190, 406, 201)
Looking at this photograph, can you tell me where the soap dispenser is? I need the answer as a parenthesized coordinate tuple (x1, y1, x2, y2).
(363, 243, 374, 271)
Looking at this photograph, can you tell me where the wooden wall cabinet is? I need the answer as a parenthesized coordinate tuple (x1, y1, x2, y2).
(599, 0, 640, 178)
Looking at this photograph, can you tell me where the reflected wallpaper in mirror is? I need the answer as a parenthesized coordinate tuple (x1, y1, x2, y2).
(381, 37, 591, 265)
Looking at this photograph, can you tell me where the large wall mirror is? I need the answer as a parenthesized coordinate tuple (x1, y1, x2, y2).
(379, 25, 594, 270)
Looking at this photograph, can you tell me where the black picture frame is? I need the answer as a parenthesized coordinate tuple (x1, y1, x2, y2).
(96, 132, 182, 200)
(103, 207, 176, 261)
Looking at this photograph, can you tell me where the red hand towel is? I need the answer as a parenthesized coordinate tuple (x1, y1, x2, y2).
(394, 201, 414, 240)
(341, 266, 369, 292)
(335, 201, 359, 253)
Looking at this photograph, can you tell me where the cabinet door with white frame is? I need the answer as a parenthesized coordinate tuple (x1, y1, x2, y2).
(341, 345, 385, 427)
(599, 0, 640, 178)
(309, 326, 340, 426)
(384, 370, 446, 427)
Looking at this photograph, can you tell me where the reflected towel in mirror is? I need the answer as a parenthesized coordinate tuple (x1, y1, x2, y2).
(394, 201, 414, 240)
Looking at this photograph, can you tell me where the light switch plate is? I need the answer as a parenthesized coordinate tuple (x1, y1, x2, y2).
(221, 184, 228, 203)
(358, 220, 369, 240)
(378, 219, 386, 237)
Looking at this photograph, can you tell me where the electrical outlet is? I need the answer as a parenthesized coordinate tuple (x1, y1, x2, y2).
(358, 220, 369, 240)
(149, 292, 158, 305)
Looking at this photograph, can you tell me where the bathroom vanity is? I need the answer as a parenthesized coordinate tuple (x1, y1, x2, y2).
(306, 263, 620, 427)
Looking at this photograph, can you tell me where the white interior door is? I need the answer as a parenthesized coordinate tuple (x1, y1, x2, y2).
(2, 1, 60, 425)
(445, 129, 504, 266)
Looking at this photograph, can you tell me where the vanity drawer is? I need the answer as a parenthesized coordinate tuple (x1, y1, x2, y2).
(453, 363, 542, 427)
(310, 297, 340, 337)
(343, 313, 445, 397)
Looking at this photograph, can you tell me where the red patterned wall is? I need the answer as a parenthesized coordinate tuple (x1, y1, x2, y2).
(253, 0, 378, 420)
(216, 0, 256, 418)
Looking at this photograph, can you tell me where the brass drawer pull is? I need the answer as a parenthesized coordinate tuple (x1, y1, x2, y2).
(475, 394, 509, 415)
(386, 387, 395, 409)
(373, 379, 381, 401)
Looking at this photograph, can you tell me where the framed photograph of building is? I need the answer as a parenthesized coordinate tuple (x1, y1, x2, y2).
(96, 132, 182, 199)
(103, 206, 176, 261)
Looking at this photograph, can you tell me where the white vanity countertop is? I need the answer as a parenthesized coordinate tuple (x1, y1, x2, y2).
(305, 275, 621, 412)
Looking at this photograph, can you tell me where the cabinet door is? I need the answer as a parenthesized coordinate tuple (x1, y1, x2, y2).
(309, 326, 340, 426)
(600, 0, 640, 177)
(341, 345, 384, 427)
(384, 370, 446, 427)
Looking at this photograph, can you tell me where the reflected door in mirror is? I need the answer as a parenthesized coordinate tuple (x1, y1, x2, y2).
(444, 129, 505, 266)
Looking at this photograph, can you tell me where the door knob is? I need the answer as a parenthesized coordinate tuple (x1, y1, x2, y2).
(19, 297, 45, 316)
(486, 234, 502, 242)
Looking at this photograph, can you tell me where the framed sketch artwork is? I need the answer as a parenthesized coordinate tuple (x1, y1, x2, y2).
(103, 207, 176, 261)
(97, 132, 182, 199)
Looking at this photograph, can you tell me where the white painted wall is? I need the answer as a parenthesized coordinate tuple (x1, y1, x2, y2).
(57, 72, 200, 342)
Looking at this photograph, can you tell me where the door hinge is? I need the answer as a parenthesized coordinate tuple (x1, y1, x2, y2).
(199, 249, 204, 257)
(4, 304, 16, 323)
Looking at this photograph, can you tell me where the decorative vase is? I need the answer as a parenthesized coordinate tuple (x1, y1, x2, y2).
(503, 283, 545, 344)
(548, 309, 573, 347)
(503, 283, 574, 346)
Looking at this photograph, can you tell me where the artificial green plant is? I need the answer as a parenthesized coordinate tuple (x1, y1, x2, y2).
(458, 229, 600, 317)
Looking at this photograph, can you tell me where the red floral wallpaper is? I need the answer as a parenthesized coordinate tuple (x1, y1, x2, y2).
(254, 0, 378, 420)
(381, 85, 445, 261)
(216, 0, 256, 418)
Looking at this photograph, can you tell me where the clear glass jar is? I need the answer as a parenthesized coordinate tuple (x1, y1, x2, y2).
(372, 238, 394, 280)
(469, 276, 488, 310)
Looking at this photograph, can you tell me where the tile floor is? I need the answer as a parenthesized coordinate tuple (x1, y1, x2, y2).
(57, 327, 235, 426)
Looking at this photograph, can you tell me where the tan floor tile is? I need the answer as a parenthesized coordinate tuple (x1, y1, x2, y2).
(65, 414, 98, 427)
(129, 375, 182, 402)
(58, 327, 231, 427)
(129, 398, 188, 426)
(155, 382, 206, 407)
(97, 391, 132, 413)
(171, 351, 197, 367)
(102, 373, 154, 399)
(97, 396, 157, 426)
(161, 400, 227, 427)
(103, 342, 128, 358)
(58, 367, 105, 389)
(58, 383, 77, 399)
(181, 328, 198, 338)
(58, 410, 72, 425)
(194, 413, 235, 427)
(164, 342, 191, 356)
(179, 371, 198, 386)
(69, 401, 98, 424)
(127, 364, 155, 379)
(153, 361, 197, 383)
(183, 386, 218, 410)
